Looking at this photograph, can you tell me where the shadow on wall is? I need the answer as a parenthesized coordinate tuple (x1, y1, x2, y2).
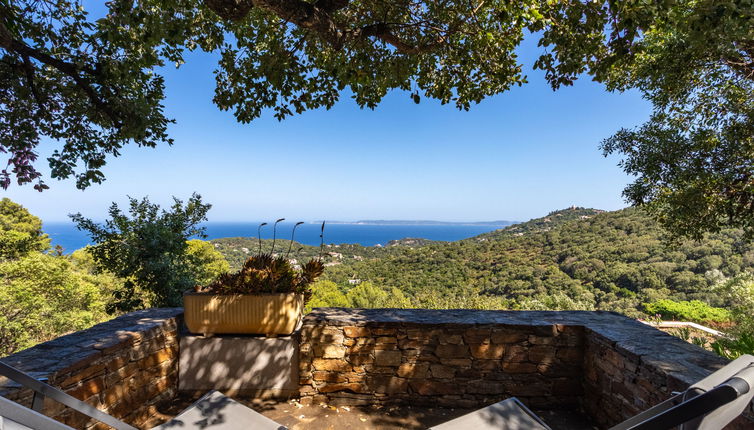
(179, 331, 300, 397)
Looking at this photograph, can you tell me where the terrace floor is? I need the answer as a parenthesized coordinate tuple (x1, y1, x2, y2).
(148, 394, 597, 430)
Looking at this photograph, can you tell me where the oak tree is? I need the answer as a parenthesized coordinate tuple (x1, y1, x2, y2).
(1, 0, 752, 237)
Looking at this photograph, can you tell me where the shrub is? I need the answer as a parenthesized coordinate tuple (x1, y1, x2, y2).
(71, 194, 212, 311)
(643, 299, 731, 324)
(711, 333, 754, 360)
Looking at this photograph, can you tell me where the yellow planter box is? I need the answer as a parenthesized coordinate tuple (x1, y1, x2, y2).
(183, 292, 303, 335)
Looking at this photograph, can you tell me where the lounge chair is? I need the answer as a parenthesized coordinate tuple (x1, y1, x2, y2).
(431, 354, 754, 430)
(0, 361, 286, 430)
(429, 397, 551, 430)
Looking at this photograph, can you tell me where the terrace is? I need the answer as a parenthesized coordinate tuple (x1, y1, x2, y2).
(1, 308, 752, 429)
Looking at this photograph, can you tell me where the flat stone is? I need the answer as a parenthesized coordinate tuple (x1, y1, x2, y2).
(318, 383, 363, 393)
(557, 347, 583, 364)
(491, 329, 528, 344)
(312, 359, 352, 372)
(318, 344, 346, 359)
(466, 380, 505, 395)
(435, 344, 469, 359)
(374, 350, 402, 367)
(366, 375, 408, 394)
(346, 354, 372, 365)
(528, 345, 556, 363)
(470, 343, 505, 359)
(441, 358, 472, 367)
(504, 345, 529, 363)
(440, 335, 464, 345)
(343, 326, 371, 338)
(502, 362, 538, 373)
(65, 377, 104, 400)
(463, 328, 491, 344)
(429, 364, 456, 379)
(312, 371, 347, 383)
(397, 362, 429, 378)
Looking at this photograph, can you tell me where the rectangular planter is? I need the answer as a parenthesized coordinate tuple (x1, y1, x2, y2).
(183, 292, 303, 335)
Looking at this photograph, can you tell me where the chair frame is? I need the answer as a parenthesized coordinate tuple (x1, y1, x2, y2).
(0, 361, 136, 430)
(609, 355, 754, 430)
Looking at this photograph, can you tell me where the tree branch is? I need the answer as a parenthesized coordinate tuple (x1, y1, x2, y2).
(0, 20, 122, 127)
(356, 22, 442, 54)
(21, 54, 46, 114)
(314, 0, 349, 13)
(206, 0, 444, 54)
(252, 0, 344, 47)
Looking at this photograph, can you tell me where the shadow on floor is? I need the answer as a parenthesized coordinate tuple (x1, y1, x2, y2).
(148, 394, 597, 430)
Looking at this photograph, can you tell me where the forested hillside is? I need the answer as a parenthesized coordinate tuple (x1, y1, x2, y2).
(214, 208, 754, 318)
(4, 199, 753, 358)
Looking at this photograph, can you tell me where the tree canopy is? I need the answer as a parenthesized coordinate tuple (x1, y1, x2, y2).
(0, 198, 112, 355)
(0, 252, 109, 355)
(0, 197, 50, 259)
(1, 0, 752, 237)
(600, 1, 754, 239)
(70, 193, 212, 311)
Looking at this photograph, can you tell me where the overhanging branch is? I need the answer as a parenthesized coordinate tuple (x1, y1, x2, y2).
(206, 0, 444, 54)
(0, 20, 122, 127)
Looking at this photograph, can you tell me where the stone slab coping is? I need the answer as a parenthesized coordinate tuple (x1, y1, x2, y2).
(304, 308, 731, 387)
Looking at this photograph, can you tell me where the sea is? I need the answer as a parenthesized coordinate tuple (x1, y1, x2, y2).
(43, 221, 512, 253)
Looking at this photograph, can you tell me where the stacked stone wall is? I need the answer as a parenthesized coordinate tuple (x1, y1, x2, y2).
(301, 308, 754, 429)
(583, 328, 754, 429)
(0, 308, 182, 429)
(299, 311, 585, 408)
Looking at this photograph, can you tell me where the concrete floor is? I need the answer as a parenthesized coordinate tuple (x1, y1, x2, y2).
(150, 395, 597, 430)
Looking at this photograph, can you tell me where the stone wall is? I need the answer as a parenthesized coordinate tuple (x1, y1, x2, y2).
(584, 327, 754, 429)
(0, 308, 182, 429)
(299, 309, 593, 408)
(2, 307, 752, 430)
(300, 308, 754, 429)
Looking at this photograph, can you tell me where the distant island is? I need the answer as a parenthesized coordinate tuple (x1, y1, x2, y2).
(324, 220, 518, 226)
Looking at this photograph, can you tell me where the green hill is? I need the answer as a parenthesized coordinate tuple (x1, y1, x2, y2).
(211, 207, 753, 317)
(317, 207, 753, 316)
(474, 207, 605, 240)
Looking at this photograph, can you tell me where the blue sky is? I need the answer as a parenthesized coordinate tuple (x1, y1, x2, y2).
(3, 36, 652, 223)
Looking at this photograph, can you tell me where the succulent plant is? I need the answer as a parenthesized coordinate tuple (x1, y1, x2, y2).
(194, 220, 324, 304)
